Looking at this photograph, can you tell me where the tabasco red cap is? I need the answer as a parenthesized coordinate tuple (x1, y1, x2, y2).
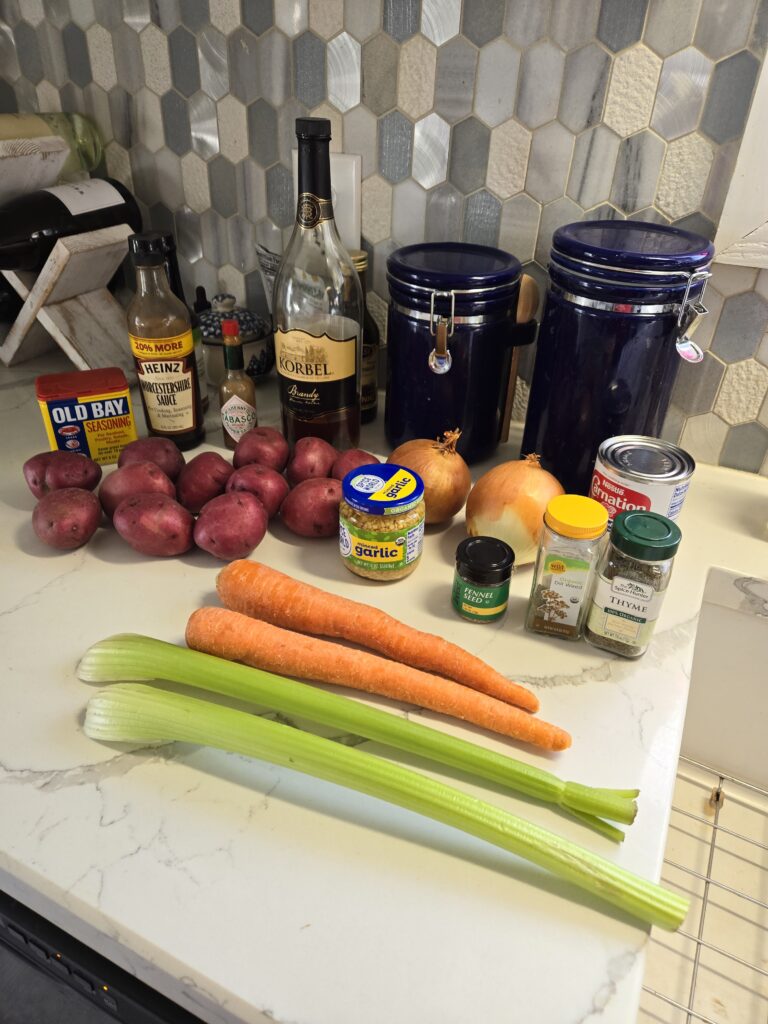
(221, 319, 239, 337)
(35, 367, 130, 401)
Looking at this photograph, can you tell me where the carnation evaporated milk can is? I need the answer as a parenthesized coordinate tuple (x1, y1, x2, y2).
(590, 436, 695, 529)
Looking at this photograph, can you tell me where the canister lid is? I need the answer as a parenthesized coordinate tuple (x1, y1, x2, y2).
(552, 221, 714, 274)
(456, 536, 515, 585)
(36, 367, 129, 401)
(611, 510, 682, 561)
(387, 242, 521, 293)
(342, 464, 424, 516)
(544, 494, 608, 540)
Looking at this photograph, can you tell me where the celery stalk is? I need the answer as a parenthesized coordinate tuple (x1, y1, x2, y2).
(78, 634, 637, 833)
(84, 683, 688, 931)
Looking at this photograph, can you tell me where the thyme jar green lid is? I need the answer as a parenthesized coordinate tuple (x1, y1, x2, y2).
(452, 536, 515, 622)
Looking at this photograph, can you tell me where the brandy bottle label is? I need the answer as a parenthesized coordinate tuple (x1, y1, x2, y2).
(221, 394, 257, 442)
(296, 192, 334, 228)
(275, 328, 356, 420)
(130, 330, 197, 434)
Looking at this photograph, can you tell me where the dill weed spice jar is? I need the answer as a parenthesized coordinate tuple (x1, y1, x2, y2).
(585, 510, 682, 658)
(339, 464, 425, 581)
(452, 537, 515, 623)
(525, 495, 608, 640)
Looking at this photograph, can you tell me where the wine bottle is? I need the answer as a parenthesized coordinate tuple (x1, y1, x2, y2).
(127, 232, 204, 451)
(160, 231, 208, 410)
(351, 249, 380, 424)
(0, 178, 141, 272)
(272, 117, 363, 448)
(0, 112, 103, 180)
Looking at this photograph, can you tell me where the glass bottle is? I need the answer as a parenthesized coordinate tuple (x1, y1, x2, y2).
(0, 112, 103, 180)
(219, 318, 258, 450)
(272, 117, 363, 448)
(350, 249, 380, 424)
(525, 494, 608, 641)
(127, 231, 204, 451)
(585, 510, 681, 658)
(160, 231, 208, 410)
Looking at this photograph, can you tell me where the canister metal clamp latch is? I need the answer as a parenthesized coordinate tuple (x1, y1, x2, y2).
(675, 270, 710, 363)
(428, 289, 455, 374)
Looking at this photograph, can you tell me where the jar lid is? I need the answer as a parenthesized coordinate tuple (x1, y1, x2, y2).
(456, 536, 515, 585)
(198, 293, 270, 342)
(342, 464, 424, 516)
(611, 510, 682, 561)
(544, 494, 608, 540)
(552, 221, 714, 274)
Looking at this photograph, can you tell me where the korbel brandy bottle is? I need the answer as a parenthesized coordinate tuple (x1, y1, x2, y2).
(272, 118, 363, 447)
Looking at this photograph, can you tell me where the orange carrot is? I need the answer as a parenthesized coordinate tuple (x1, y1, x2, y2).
(186, 606, 570, 751)
(216, 561, 540, 714)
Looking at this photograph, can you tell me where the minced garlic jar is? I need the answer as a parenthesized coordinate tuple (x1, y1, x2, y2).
(339, 464, 425, 581)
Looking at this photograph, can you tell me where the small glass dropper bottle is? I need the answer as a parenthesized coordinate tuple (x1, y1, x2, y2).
(219, 318, 257, 450)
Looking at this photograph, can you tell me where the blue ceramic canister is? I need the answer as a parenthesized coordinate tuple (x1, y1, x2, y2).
(521, 221, 714, 495)
(385, 243, 536, 464)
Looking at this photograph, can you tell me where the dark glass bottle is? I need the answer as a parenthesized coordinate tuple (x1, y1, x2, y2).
(0, 178, 141, 271)
(351, 249, 380, 424)
(127, 232, 204, 451)
(160, 232, 208, 410)
(272, 117, 363, 448)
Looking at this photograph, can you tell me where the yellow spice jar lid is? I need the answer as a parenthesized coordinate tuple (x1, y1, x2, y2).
(544, 494, 608, 540)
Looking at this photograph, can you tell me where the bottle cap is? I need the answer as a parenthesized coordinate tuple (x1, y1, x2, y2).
(194, 285, 211, 313)
(456, 536, 515, 585)
(611, 511, 682, 561)
(129, 231, 164, 266)
(295, 117, 332, 141)
(221, 318, 240, 338)
(544, 494, 608, 540)
(350, 248, 368, 272)
(342, 464, 424, 516)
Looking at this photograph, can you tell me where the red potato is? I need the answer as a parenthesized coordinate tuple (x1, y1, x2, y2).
(176, 451, 233, 513)
(32, 488, 101, 550)
(280, 478, 342, 538)
(24, 451, 102, 499)
(99, 461, 176, 519)
(118, 437, 185, 481)
(233, 426, 290, 472)
(331, 448, 380, 480)
(225, 464, 290, 519)
(113, 494, 194, 556)
(286, 437, 338, 486)
(194, 492, 269, 561)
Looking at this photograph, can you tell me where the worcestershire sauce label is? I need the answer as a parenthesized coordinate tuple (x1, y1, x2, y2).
(275, 328, 356, 421)
(130, 330, 197, 434)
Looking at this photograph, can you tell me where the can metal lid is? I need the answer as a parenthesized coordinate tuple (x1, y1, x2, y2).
(612, 510, 682, 561)
(598, 435, 695, 483)
(342, 464, 425, 516)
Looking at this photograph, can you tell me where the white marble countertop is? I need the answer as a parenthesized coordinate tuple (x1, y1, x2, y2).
(1, 352, 766, 1024)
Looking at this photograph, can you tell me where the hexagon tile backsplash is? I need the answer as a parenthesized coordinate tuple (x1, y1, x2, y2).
(1, 0, 767, 473)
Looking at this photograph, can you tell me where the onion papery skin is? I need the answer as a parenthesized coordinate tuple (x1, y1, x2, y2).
(388, 431, 472, 525)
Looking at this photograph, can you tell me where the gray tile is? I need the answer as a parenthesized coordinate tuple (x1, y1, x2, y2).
(525, 121, 574, 203)
(274, 0, 308, 37)
(199, 25, 229, 100)
(242, 0, 274, 35)
(549, 0, 600, 50)
(651, 47, 713, 141)
(247, 98, 279, 166)
(0, 21, 21, 82)
(504, 0, 550, 46)
(587, 202, 625, 219)
(712, 292, 768, 363)
(129, 142, 157, 203)
(695, 0, 754, 59)
(434, 35, 478, 123)
(266, 162, 295, 227)
(371, 237, 399, 296)
(123, 0, 151, 30)
(660, 403, 685, 444)
(255, 215, 283, 253)
(346, 0, 382, 42)
(515, 41, 564, 128)
(0, 79, 17, 113)
(169, 25, 201, 96)
(425, 182, 463, 242)
(44, 0, 73, 28)
(37, 21, 68, 87)
(448, 116, 491, 194)
(208, 154, 237, 217)
(412, 111, 450, 188)
(378, 110, 413, 183)
(277, 96, 308, 163)
(700, 49, 760, 144)
(148, 200, 176, 233)
(132, 86, 164, 152)
(200, 208, 229, 264)
(155, 146, 184, 207)
(161, 88, 193, 155)
(294, 30, 327, 108)
(673, 212, 716, 240)
(258, 27, 291, 107)
(463, 189, 501, 246)
(750, 0, 768, 57)
(391, 178, 427, 244)
(327, 31, 361, 112)
(189, 89, 219, 158)
(597, 0, 649, 51)
(175, 205, 203, 263)
(235, 157, 267, 222)
(70, 0, 97, 26)
(150, 0, 181, 30)
(383, 0, 420, 41)
(499, 193, 541, 263)
(566, 125, 621, 209)
(245, 268, 270, 317)
(474, 38, 520, 128)
(610, 130, 665, 213)
(534, 196, 582, 266)
(344, 104, 379, 177)
(179, 0, 210, 31)
(62, 22, 92, 87)
(226, 214, 258, 272)
(421, 0, 460, 45)
(558, 42, 610, 133)
(671, 350, 725, 414)
(720, 422, 768, 472)
(108, 85, 132, 147)
(113, 22, 145, 92)
(95, 0, 125, 27)
(59, 82, 84, 111)
(701, 137, 739, 222)
(361, 31, 397, 115)
(461, 0, 505, 45)
(644, 0, 700, 57)
(228, 26, 261, 103)
(14, 22, 43, 84)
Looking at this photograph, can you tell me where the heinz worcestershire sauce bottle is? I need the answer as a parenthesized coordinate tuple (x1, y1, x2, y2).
(127, 232, 204, 451)
(272, 117, 363, 447)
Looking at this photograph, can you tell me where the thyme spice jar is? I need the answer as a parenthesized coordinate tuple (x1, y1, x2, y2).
(452, 537, 515, 623)
(585, 510, 681, 658)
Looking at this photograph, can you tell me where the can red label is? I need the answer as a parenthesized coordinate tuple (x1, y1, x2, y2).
(590, 469, 652, 520)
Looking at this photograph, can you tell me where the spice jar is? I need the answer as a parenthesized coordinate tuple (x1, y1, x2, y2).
(452, 537, 515, 623)
(584, 510, 681, 658)
(339, 464, 425, 581)
(525, 495, 608, 641)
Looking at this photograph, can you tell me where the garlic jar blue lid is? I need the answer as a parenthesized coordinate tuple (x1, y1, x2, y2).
(341, 464, 425, 516)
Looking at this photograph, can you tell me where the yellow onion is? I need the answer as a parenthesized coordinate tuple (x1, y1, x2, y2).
(465, 453, 564, 565)
(388, 429, 472, 524)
